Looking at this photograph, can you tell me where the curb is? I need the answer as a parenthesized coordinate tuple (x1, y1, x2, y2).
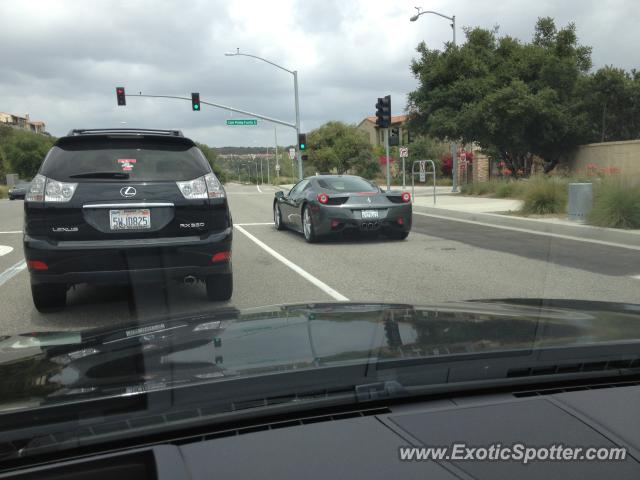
(412, 205, 640, 248)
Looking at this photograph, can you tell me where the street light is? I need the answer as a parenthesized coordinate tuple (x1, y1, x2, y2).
(410, 7, 459, 193)
(225, 48, 303, 180)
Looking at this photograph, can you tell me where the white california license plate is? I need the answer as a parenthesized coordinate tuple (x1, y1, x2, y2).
(109, 209, 151, 230)
(361, 210, 379, 220)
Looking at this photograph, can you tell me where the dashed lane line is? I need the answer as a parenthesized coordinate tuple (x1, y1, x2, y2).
(234, 225, 349, 302)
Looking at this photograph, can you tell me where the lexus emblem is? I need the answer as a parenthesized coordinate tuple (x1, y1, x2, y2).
(120, 186, 137, 198)
(367, 196, 372, 203)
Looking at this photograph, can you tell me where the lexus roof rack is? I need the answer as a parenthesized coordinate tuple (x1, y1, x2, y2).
(66, 128, 184, 137)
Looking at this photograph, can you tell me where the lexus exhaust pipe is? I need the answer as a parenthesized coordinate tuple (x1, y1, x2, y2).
(183, 275, 197, 285)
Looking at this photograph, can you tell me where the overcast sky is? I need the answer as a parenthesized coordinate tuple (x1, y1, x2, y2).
(1, 0, 637, 147)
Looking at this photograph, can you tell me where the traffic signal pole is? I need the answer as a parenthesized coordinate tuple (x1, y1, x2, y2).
(385, 129, 391, 191)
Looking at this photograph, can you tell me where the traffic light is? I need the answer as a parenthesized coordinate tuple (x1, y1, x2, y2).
(389, 127, 400, 146)
(116, 87, 126, 106)
(298, 133, 307, 150)
(191, 92, 201, 111)
(375, 95, 391, 128)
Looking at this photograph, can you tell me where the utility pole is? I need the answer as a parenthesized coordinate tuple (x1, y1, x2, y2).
(273, 127, 278, 185)
(260, 153, 264, 185)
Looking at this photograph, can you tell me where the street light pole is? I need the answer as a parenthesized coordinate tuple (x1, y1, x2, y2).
(225, 48, 303, 180)
(293, 70, 302, 179)
(410, 7, 459, 192)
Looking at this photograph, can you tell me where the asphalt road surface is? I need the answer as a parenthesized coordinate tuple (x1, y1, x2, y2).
(0, 183, 638, 335)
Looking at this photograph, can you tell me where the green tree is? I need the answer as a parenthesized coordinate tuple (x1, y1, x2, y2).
(1, 129, 55, 179)
(196, 142, 228, 183)
(407, 17, 596, 174)
(307, 121, 373, 175)
(577, 67, 640, 142)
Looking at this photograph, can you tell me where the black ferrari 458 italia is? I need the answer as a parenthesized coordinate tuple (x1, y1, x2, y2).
(273, 175, 411, 242)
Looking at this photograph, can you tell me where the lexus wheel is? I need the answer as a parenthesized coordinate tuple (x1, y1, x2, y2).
(31, 283, 67, 312)
(206, 272, 233, 301)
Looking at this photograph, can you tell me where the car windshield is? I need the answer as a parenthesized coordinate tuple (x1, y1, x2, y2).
(0, 0, 639, 467)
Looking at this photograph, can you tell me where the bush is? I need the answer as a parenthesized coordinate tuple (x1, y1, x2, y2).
(461, 180, 499, 196)
(494, 180, 525, 198)
(0, 185, 7, 199)
(588, 180, 640, 229)
(520, 177, 568, 215)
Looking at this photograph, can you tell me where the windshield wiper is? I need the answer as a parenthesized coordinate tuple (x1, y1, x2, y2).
(69, 172, 130, 179)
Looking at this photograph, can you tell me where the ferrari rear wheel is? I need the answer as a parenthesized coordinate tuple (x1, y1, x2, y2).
(274, 203, 284, 231)
(302, 206, 317, 243)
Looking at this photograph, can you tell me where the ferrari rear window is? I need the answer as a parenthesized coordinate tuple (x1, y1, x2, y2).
(316, 177, 378, 192)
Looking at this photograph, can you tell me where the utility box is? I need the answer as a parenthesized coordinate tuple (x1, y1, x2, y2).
(567, 183, 593, 222)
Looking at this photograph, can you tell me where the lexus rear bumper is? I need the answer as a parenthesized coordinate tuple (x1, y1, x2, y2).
(24, 228, 232, 285)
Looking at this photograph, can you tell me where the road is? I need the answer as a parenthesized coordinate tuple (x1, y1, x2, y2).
(0, 183, 638, 335)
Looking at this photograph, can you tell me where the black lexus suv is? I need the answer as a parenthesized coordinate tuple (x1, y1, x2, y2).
(23, 128, 233, 312)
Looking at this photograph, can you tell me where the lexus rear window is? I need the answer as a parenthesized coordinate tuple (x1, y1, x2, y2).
(316, 177, 378, 192)
(40, 143, 211, 182)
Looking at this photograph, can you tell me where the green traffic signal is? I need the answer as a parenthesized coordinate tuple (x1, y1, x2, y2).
(191, 92, 200, 111)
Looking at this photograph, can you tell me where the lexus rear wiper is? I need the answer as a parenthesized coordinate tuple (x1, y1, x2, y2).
(69, 172, 130, 179)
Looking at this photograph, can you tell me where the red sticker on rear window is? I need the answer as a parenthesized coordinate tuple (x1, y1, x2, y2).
(117, 159, 136, 171)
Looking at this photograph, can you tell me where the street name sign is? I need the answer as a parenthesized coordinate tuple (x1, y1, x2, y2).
(226, 119, 258, 126)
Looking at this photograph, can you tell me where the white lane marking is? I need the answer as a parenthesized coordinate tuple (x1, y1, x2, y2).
(413, 211, 640, 251)
(234, 225, 349, 302)
(631, 275, 640, 280)
(0, 245, 14, 256)
(0, 260, 27, 287)
(256, 184, 263, 193)
(227, 192, 271, 195)
(0, 230, 22, 234)
(236, 222, 275, 226)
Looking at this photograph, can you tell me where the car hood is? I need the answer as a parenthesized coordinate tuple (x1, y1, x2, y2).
(0, 299, 639, 411)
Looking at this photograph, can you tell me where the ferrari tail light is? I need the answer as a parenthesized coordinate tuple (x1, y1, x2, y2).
(317, 193, 329, 204)
(401, 192, 411, 203)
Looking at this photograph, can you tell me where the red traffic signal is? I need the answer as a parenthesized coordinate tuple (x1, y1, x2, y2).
(116, 87, 126, 106)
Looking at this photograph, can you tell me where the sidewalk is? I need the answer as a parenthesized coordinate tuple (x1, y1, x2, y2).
(412, 195, 640, 248)
(413, 194, 522, 213)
